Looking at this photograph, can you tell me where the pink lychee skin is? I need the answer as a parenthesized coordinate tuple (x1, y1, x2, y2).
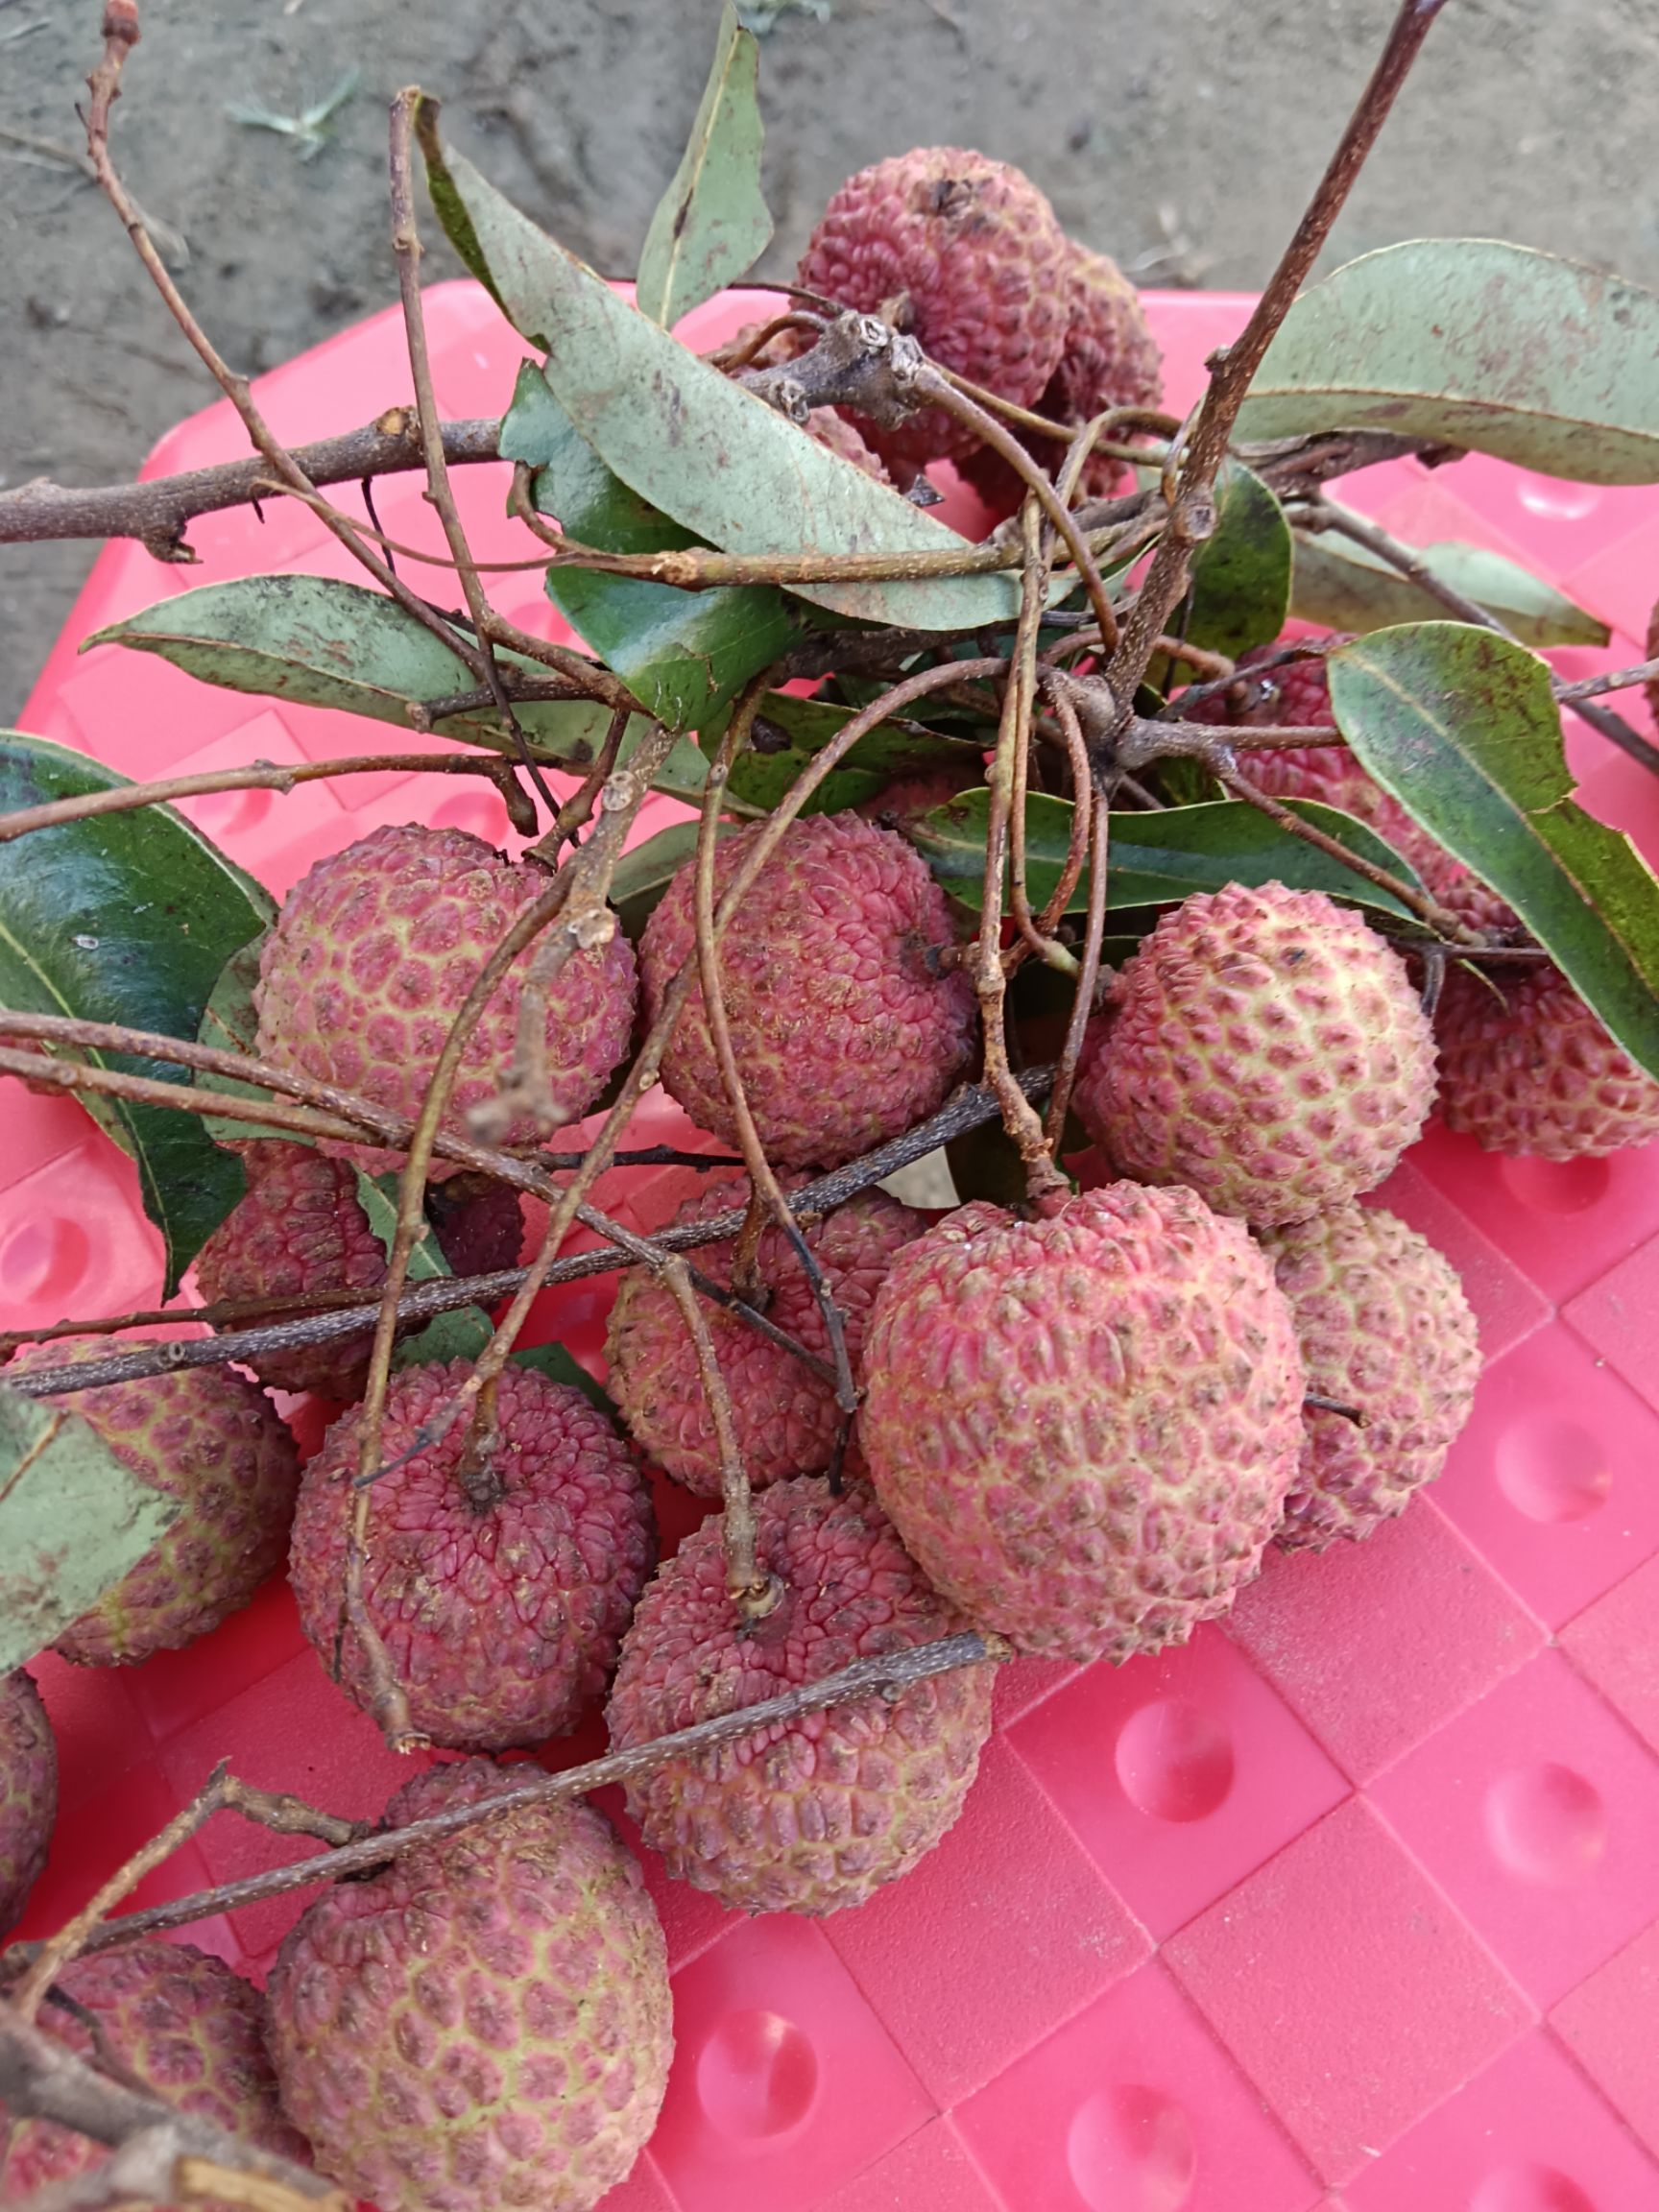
(194, 1141, 391, 1400)
(1179, 642, 1467, 899)
(0, 1670, 55, 1937)
(267, 1759, 670, 2212)
(1074, 881, 1437, 1228)
(0, 1941, 310, 2204)
(857, 1184, 1306, 1663)
(797, 147, 1071, 475)
(606, 1173, 926, 1498)
(1260, 1202, 1480, 1549)
(289, 1360, 654, 1748)
(962, 241, 1164, 508)
(254, 824, 637, 1178)
(7, 1339, 300, 1666)
(639, 813, 977, 1170)
(606, 1476, 995, 1913)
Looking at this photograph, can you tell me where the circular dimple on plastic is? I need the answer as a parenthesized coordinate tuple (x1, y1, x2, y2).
(1498, 1154, 1612, 1215)
(1515, 472, 1602, 522)
(190, 785, 276, 840)
(1115, 1699, 1235, 1823)
(1484, 1764, 1607, 1886)
(694, 2009, 818, 2142)
(1469, 2163, 1596, 2212)
(0, 1214, 92, 1305)
(1494, 1418, 1612, 1525)
(1067, 2084, 1197, 2212)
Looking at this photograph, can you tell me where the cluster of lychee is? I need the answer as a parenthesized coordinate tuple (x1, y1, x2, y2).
(6, 149, 1659, 2212)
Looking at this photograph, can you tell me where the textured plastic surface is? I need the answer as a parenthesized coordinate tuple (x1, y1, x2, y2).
(10, 280, 1659, 2209)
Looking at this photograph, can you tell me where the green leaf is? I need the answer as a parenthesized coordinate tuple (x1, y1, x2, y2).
(1238, 241, 1659, 482)
(1329, 624, 1659, 1078)
(636, 2, 771, 327)
(909, 788, 1424, 923)
(0, 1382, 180, 1671)
(355, 1169, 493, 1367)
(1168, 463, 1291, 670)
(1290, 520, 1610, 646)
(417, 133, 1044, 632)
(609, 820, 731, 943)
(196, 931, 292, 1149)
(0, 733, 270, 1292)
(414, 96, 506, 311)
(509, 1338, 617, 1421)
(502, 363, 795, 733)
(728, 690, 973, 816)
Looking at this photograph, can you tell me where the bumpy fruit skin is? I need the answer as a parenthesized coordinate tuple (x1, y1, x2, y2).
(1435, 885, 1659, 1158)
(962, 242, 1164, 508)
(639, 813, 977, 1169)
(0, 1941, 309, 2207)
(796, 147, 1070, 475)
(607, 1476, 994, 1912)
(607, 1174, 926, 1497)
(1260, 1203, 1480, 1548)
(290, 1360, 654, 1748)
(254, 824, 637, 1176)
(423, 1174, 525, 1279)
(8, 1340, 300, 1665)
(194, 1141, 390, 1400)
(858, 1185, 1305, 1662)
(1074, 881, 1437, 1227)
(269, 1758, 670, 2212)
(0, 1671, 55, 1936)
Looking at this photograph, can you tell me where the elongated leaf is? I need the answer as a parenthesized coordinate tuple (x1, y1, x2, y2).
(1238, 241, 1659, 481)
(91, 576, 711, 804)
(1174, 462, 1291, 665)
(1329, 624, 1659, 1077)
(419, 134, 1039, 631)
(502, 364, 795, 731)
(1291, 522, 1610, 646)
(0, 1383, 180, 1671)
(0, 734, 269, 1290)
(910, 789, 1423, 921)
(730, 690, 972, 815)
(636, 2, 771, 327)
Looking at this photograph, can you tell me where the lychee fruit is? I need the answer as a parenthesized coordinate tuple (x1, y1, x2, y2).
(1178, 642, 1466, 898)
(961, 241, 1164, 508)
(854, 761, 983, 831)
(0, 1940, 310, 2200)
(289, 1359, 654, 1748)
(266, 1758, 671, 2212)
(0, 1670, 55, 1936)
(1259, 1202, 1480, 1548)
(254, 823, 637, 1176)
(7, 1340, 300, 1665)
(1073, 880, 1437, 1226)
(606, 1173, 926, 1497)
(422, 1170, 526, 1279)
(606, 1475, 995, 1912)
(639, 812, 977, 1170)
(1435, 887, 1659, 1158)
(796, 147, 1070, 477)
(857, 1183, 1306, 1663)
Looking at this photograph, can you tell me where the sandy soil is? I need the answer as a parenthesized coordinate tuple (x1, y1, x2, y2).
(4, 0, 1658, 721)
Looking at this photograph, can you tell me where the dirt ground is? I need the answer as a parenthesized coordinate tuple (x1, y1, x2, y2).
(5, 0, 1659, 724)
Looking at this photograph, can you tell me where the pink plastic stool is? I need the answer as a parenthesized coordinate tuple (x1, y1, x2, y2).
(12, 280, 1659, 2210)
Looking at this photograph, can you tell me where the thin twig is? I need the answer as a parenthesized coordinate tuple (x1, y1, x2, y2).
(660, 1259, 780, 1621)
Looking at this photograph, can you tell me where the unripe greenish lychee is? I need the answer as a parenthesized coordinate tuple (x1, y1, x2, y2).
(289, 1359, 654, 1748)
(1074, 880, 1437, 1226)
(857, 1183, 1306, 1663)
(606, 1475, 996, 1913)
(1259, 1202, 1480, 1548)
(605, 1172, 926, 1497)
(638, 813, 977, 1170)
(796, 147, 1070, 477)
(254, 823, 637, 1178)
(961, 241, 1164, 507)
(0, 1941, 310, 2206)
(0, 1670, 55, 1936)
(7, 1340, 300, 1665)
(266, 1759, 670, 2212)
